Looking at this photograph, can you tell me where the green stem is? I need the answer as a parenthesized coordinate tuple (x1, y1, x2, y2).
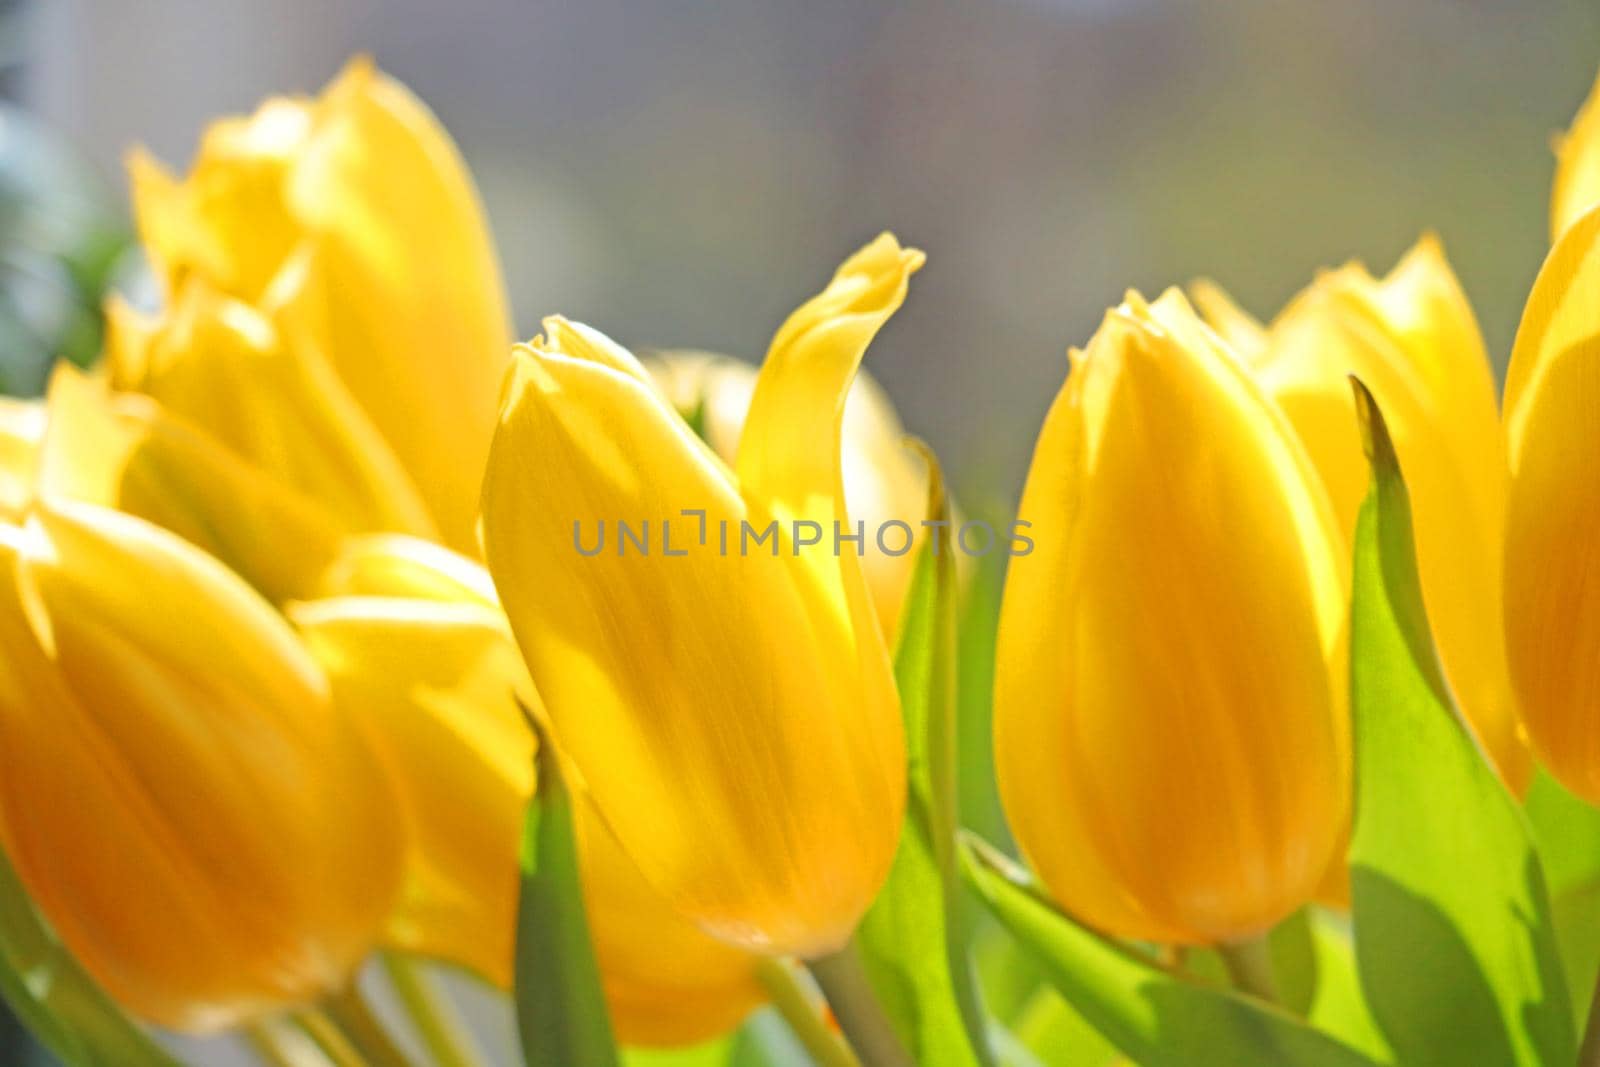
(382, 954, 485, 1067)
(323, 983, 417, 1067)
(755, 958, 860, 1067)
(244, 1021, 300, 1067)
(805, 939, 914, 1067)
(291, 1008, 368, 1067)
(1218, 935, 1278, 1003)
(1580, 969, 1600, 1067)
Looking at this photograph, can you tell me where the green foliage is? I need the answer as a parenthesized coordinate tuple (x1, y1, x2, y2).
(513, 715, 621, 1067)
(960, 835, 1381, 1067)
(0, 104, 132, 396)
(858, 444, 995, 1066)
(1346, 381, 1573, 1066)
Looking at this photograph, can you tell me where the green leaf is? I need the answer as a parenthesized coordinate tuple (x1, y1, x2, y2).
(0, 842, 175, 1066)
(1345, 380, 1573, 1066)
(1525, 771, 1600, 1028)
(857, 442, 995, 1067)
(1302, 912, 1391, 1064)
(624, 1035, 737, 1067)
(954, 500, 1008, 845)
(1007, 987, 1118, 1066)
(961, 834, 1381, 1067)
(514, 712, 621, 1067)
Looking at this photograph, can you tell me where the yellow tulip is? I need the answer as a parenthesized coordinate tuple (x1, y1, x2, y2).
(481, 235, 919, 957)
(995, 289, 1348, 945)
(1551, 65, 1600, 242)
(291, 538, 764, 1045)
(1504, 201, 1600, 803)
(0, 497, 403, 1031)
(128, 57, 510, 553)
(644, 350, 930, 640)
(1193, 236, 1528, 793)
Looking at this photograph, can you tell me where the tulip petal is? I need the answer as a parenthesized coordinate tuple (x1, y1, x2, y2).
(312, 533, 499, 605)
(272, 57, 512, 553)
(106, 282, 437, 542)
(1504, 205, 1600, 802)
(1552, 67, 1600, 243)
(292, 582, 763, 1043)
(291, 595, 532, 986)
(0, 398, 45, 521)
(647, 348, 931, 640)
(37, 365, 347, 603)
(1188, 278, 1268, 362)
(1253, 238, 1526, 791)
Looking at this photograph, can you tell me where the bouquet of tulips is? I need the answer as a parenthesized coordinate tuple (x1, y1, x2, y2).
(7, 49, 1600, 1067)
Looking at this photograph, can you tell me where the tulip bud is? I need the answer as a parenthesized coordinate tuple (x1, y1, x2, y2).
(481, 235, 919, 957)
(1504, 196, 1600, 804)
(1193, 237, 1528, 792)
(995, 290, 1348, 945)
(128, 57, 511, 554)
(0, 498, 403, 1031)
(292, 538, 764, 1045)
(644, 350, 930, 640)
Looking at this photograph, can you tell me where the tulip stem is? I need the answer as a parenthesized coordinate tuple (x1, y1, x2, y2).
(1580, 970, 1600, 1067)
(755, 958, 861, 1067)
(323, 983, 418, 1067)
(806, 939, 914, 1067)
(1218, 935, 1278, 1003)
(382, 954, 486, 1067)
(291, 1008, 370, 1067)
(244, 1021, 303, 1067)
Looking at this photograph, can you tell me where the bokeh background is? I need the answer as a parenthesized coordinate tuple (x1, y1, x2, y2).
(3, 1, 1600, 1063)
(8, 0, 1600, 507)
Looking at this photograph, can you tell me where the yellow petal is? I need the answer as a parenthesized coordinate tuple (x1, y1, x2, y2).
(128, 90, 312, 302)
(484, 301, 907, 956)
(290, 595, 531, 985)
(1505, 205, 1600, 802)
(1187, 278, 1268, 362)
(269, 58, 512, 553)
(312, 533, 498, 606)
(291, 591, 763, 1043)
(37, 364, 347, 603)
(0, 398, 45, 521)
(0, 499, 402, 1030)
(995, 290, 1347, 945)
(737, 231, 923, 663)
(107, 280, 437, 541)
(644, 348, 931, 640)
(578, 810, 764, 1047)
(1552, 64, 1600, 243)
(1253, 237, 1526, 790)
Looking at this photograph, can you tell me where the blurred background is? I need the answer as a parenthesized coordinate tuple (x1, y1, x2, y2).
(6, 0, 1600, 508)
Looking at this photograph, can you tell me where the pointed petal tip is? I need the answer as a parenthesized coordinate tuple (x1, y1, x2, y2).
(1349, 375, 1397, 478)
